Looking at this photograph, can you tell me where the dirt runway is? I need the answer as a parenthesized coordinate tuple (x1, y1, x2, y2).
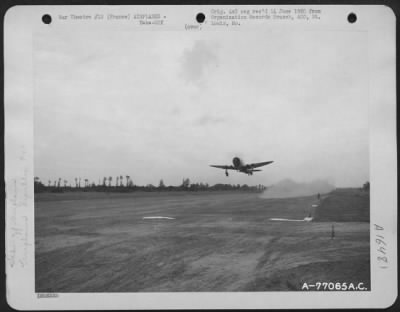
(35, 191, 370, 292)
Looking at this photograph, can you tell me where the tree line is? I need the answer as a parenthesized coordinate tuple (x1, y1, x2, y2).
(34, 176, 267, 193)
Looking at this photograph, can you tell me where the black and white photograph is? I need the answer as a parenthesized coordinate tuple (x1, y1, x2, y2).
(33, 17, 372, 293)
(4, 4, 397, 309)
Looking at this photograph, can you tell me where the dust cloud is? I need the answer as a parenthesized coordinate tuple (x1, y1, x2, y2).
(261, 179, 335, 199)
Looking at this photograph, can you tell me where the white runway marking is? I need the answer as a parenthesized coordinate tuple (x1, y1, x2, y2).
(269, 218, 305, 222)
(270, 217, 314, 222)
(143, 216, 175, 220)
(312, 204, 319, 207)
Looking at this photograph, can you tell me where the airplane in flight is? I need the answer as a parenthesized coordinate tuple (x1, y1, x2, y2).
(210, 157, 273, 176)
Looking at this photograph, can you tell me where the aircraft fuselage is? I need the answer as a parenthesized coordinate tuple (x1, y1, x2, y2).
(232, 157, 254, 175)
(210, 157, 273, 176)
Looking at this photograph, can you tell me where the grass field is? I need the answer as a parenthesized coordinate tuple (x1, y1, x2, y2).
(314, 188, 370, 222)
(35, 190, 370, 292)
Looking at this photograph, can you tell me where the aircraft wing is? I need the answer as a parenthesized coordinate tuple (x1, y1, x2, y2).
(210, 165, 235, 170)
(246, 161, 274, 169)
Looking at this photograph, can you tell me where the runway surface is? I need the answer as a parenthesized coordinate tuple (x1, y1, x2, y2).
(35, 191, 370, 292)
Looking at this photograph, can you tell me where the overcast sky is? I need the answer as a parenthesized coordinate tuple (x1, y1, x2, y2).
(34, 29, 369, 187)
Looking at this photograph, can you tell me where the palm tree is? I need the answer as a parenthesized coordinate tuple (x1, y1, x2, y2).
(48, 180, 51, 187)
(116, 176, 119, 187)
(182, 178, 190, 188)
(108, 176, 112, 187)
(120, 175, 123, 187)
(64, 180, 68, 187)
(78, 177, 81, 188)
(126, 176, 130, 187)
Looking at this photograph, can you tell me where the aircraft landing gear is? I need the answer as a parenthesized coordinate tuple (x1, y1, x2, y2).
(225, 170, 229, 177)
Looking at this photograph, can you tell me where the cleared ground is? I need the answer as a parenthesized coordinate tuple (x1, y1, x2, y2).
(314, 188, 370, 222)
(35, 191, 370, 292)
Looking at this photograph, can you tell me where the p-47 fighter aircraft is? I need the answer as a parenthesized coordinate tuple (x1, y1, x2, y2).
(210, 157, 273, 176)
